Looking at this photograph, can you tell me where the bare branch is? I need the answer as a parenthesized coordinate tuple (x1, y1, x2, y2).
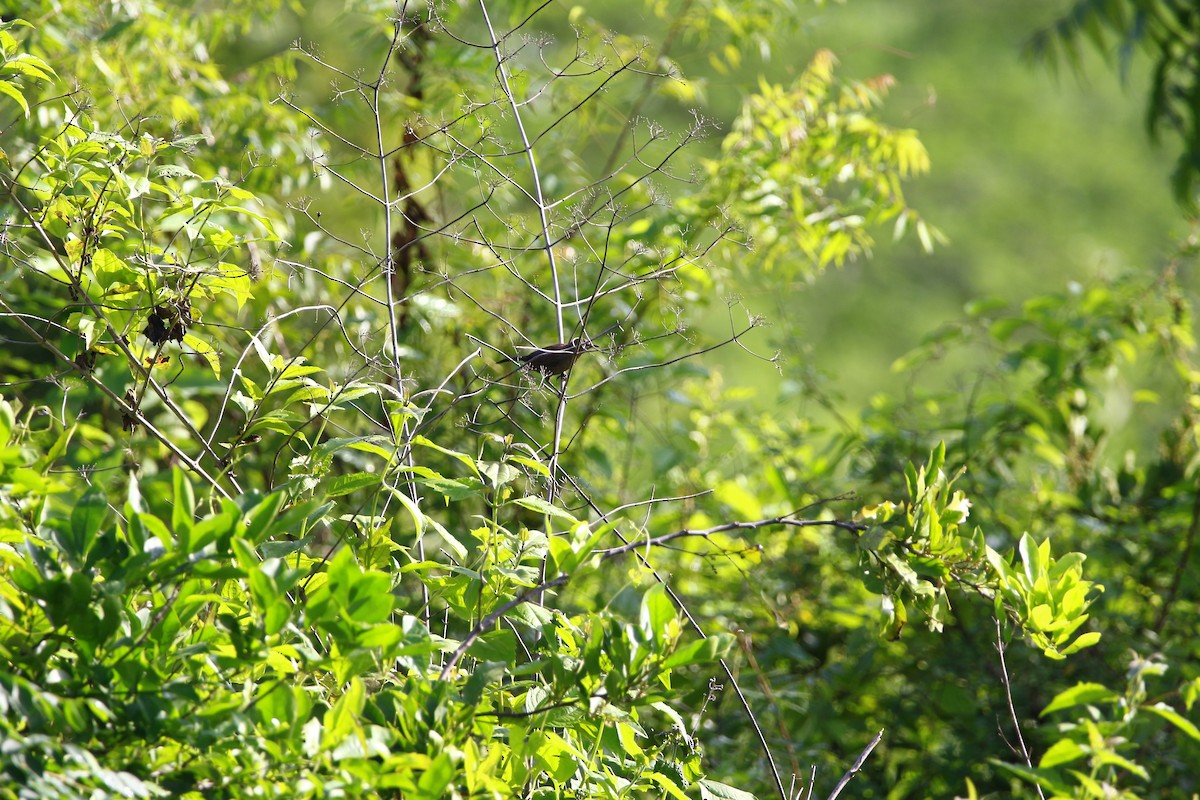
(826, 729, 885, 800)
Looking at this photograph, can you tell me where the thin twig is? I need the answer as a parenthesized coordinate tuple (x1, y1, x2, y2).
(562, 472, 792, 800)
(995, 618, 1046, 800)
(438, 574, 569, 680)
(738, 631, 802, 781)
(1152, 481, 1200, 634)
(477, 0, 561, 342)
(825, 729, 884, 800)
(598, 513, 864, 558)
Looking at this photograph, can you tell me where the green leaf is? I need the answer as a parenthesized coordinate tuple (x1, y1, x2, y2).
(640, 583, 676, 643)
(1059, 630, 1101, 655)
(699, 778, 758, 800)
(1065, 770, 1107, 799)
(326, 472, 381, 497)
(184, 333, 220, 378)
(661, 637, 721, 670)
(647, 770, 691, 800)
(190, 505, 241, 552)
(1040, 683, 1117, 716)
(388, 485, 426, 542)
(133, 512, 173, 554)
(242, 491, 287, 545)
(420, 475, 484, 501)
(1039, 738, 1086, 768)
(416, 752, 455, 800)
(0, 398, 13, 445)
(467, 630, 517, 664)
(514, 495, 578, 522)
(462, 660, 507, 706)
(988, 760, 1070, 795)
(0, 79, 29, 117)
(172, 469, 195, 541)
(345, 572, 393, 624)
(411, 435, 480, 474)
(212, 261, 253, 308)
(555, 521, 614, 575)
(1094, 749, 1148, 780)
(1018, 533, 1043, 584)
(2, 53, 55, 82)
(91, 249, 139, 290)
(324, 677, 365, 750)
(63, 485, 108, 561)
(37, 423, 76, 471)
(1144, 703, 1200, 742)
(479, 460, 520, 488)
(506, 454, 550, 477)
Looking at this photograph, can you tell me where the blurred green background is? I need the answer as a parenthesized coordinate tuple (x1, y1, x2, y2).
(781, 0, 1181, 403)
(582, 0, 1182, 405)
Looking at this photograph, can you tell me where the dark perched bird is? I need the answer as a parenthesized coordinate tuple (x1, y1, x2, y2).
(516, 337, 596, 376)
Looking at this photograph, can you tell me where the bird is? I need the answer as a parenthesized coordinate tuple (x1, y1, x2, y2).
(516, 337, 596, 376)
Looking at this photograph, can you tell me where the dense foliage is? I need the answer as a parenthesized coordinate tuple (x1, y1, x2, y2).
(1, 2, 1198, 799)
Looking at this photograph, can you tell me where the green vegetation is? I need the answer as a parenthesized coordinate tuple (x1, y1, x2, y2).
(1, 2, 1198, 798)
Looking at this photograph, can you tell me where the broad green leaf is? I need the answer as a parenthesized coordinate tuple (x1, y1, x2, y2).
(617, 720, 644, 756)
(213, 261, 253, 308)
(345, 571, 393, 624)
(0, 398, 13, 444)
(91, 249, 138, 289)
(419, 475, 484, 501)
(1144, 703, 1200, 742)
(324, 677, 365, 750)
(172, 469, 195, 539)
(514, 495, 578, 522)
(242, 491, 287, 545)
(699, 778, 758, 800)
(326, 472, 381, 497)
(1019, 533, 1043, 584)
(190, 505, 241, 552)
(1094, 749, 1148, 780)
(1060, 631, 1101, 655)
(647, 771, 691, 800)
(467, 630, 517, 664)
(37, 423, 76, 471)
(1066, 770, 1107, 799)
(63, 485, 108, 561)
(988, 760, 1070, 795)
(387, 485, 426, 542)
(462, 660, 508, 706)
(1039, 738, 1086, 768)
(479, 460, 520, 488)
(410, 435, 479, 474)
(0, 79, 29, 117)
(661, 636, 721, 670)
(640, 583, 676, 644)
(1040, 682, 1117, 716)
(555, 521, 613, 575)
(415, 752, 455, 800)
(506, 455, 550, 477)
(184, 333, 220, 378)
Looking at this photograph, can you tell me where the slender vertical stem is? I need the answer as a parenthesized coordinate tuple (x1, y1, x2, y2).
(825, 729, 884, 800)
(478, 0, 563, 343)
(374, 16, 406, 387)
(996, 618, 1046, 800)
(371, 5, 429, 617)
(1152, 481, 1200, 634)
(479, 0, 570, 516)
